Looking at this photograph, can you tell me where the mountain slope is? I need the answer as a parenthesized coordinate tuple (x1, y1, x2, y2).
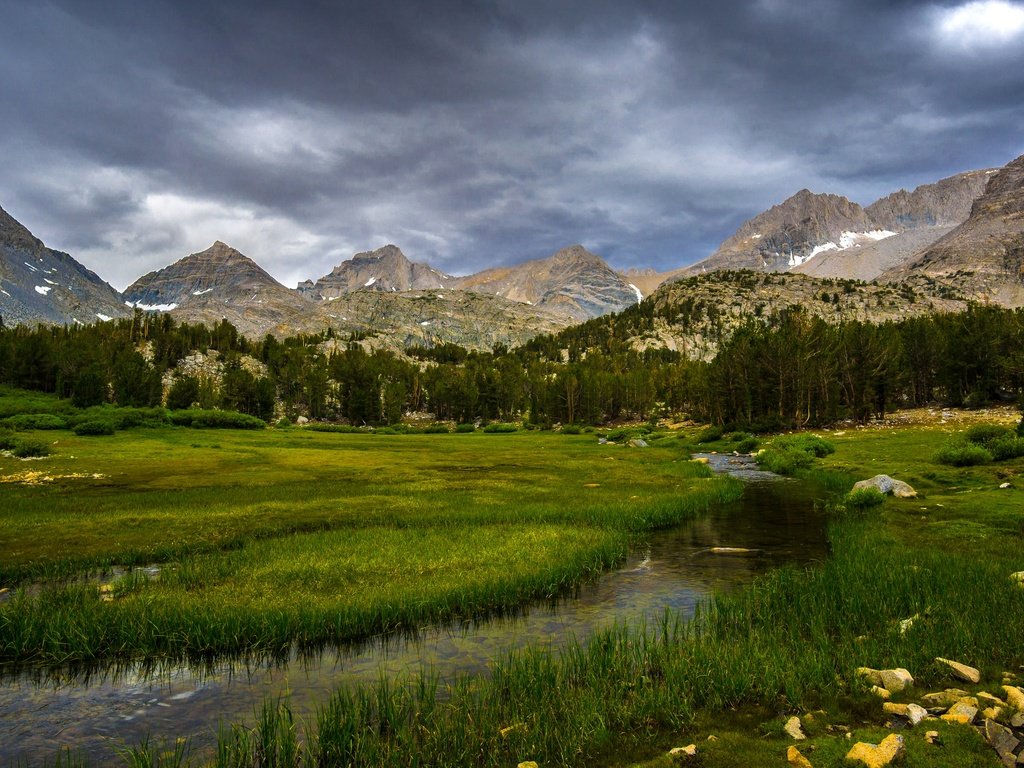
(296, 244, 453, 299)
(880, 154, 1024, 306)
(455, 244, 640, 321)
(0, 205, 129, 327)
(122, 241, 317, 336)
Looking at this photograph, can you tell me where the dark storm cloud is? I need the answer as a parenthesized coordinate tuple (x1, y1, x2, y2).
(1, 0, 1022, 288)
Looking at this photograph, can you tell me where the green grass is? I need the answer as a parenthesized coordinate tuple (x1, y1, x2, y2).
(0, 423, 740, 665)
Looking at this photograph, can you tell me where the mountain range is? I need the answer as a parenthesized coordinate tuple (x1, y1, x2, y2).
(2, 151, 1023, 349)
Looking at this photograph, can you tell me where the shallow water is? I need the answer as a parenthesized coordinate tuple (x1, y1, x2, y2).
(0, 465, 828, 766)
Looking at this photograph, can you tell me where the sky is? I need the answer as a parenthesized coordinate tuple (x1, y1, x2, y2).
(1, 0, 1023, 290)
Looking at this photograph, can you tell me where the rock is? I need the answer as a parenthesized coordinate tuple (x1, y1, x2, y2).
(898, 616, 917, 634)
(706, 735, 718, 743)
(1003, 685, 1024, 710)
(1000, 482, 1012, 489)
(295, 415, 309, 425)
(983, 706, 1004, 721)
(709, 546, 758, 554)
(921, 689, 969, 708)
(1012, 712, 1024, 728)
(941, 701, 978, 724)
(1011, 572, 1024, 587)
(874, 668, 914, 694)
(935, 657, 981, 684)
(845, 733, 905, 767)
(668, 744, 698, 760)
(883, 702, 928, 726)
(979, 691, 1008, 708)
(787, 745, 814, 768)
(852, 474, 917, 498)
(598, 437, 608, 445)
(983, 719, 1020, 764)
(785, 715, 806, 740)
(870, 686, 892, 700)
(691, 456, 709, 463)
(925, 730, 942, 745)
(517, 762, 539, 768)
(628, 438, 648, 448)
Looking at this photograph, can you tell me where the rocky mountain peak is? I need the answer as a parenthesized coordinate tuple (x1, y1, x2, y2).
(298, 244, 452, 300)
(0, 204, 45, 253)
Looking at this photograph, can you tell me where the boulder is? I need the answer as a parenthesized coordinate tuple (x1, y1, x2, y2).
(295, 415, 309, 425)
(517, 762, 539, 768)
(979, 691, 1008, 708)
(925, 730, 942, 745)
(1003, 685, 1024, 711)
(1011, 572, 1024, 588)
(628, 438, 648, 448)
(852, 474, 917, 498)
(787, 745, 814, 768)
(785, 715, 806, 740)
(870, 686, 891, 700)
(983, 719, 1020, 764)
(857, 667, 914, 693)
(668, 744, 698, 760)
(936, 657, 981, 684)
(921, 689, 969, 708)
(882, 702, 927, 726)
(941, 701, 978, 724)
(845, 734, 905, 768)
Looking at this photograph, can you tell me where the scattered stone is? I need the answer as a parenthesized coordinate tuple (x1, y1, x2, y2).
(1012, 713, 1024, 728)
(852, 474, 917, 498)
(936, 657, 981, 684)
(1000, 482, 1012, 489)
(983, 719, 1020, 765)
(979, 692, 1008, 708)
(925, 730, 942, 745)
(941, 701, 978, 725)
(295, 415, 309, 425)
(668, 744, 698, 760)
(883, 702, 928, 726)
(1003, 685, 1024, 710)
(857, 667, 914, 694)
(787, 745, 814, 768)
(983, 706, 1004, 722)
(921, 689, 969, 708)
(628, 438, 648, 448)
(598, 437, 608, 445)
(870, 686, 892, 700)
(845, 733, 905, 767)
(785, 716, 806, 740)
(898, 616, 917, 634)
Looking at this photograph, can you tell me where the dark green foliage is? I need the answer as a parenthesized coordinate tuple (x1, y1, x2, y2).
(988, 435, 1024, 461)
(70, 369, 107, 408)
(165, 375, 201, 411)
(773, 434, 836, 457)
(2, 413, 67, 430)
(423, 423, 450, 433)
(11, 438, 51, 457)
(561, 424, 583, 434)
(696, 425, 725, 443)
(735, 437, 759, 453)
(934, 440, 992, 466)
(965, 423, 1012, 445)
(73, 420, 117, 436)
(757, 434, 835, 475)
(844, 486, 886, 510)
(305, 423, 357, 433)
(482, 422, 518, 433)
(169, 409, 266, 429)
(454, 423, 477, 433)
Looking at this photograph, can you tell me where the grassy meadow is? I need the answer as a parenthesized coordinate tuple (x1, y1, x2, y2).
(0, 392, 740, 666)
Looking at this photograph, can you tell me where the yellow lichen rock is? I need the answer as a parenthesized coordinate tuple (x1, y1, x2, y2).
(787, 745, 814, 768)
(845, 734, 905, 767)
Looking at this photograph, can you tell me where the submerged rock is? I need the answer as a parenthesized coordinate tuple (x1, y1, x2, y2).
(852, 474, 917, 498)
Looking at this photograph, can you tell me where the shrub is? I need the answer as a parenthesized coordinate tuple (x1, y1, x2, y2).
(844, 487, 886, 510)
(735, 437, 759, 453)
(696, 425, 725, 443)
(482, 423, 517, 433)
(3, 413, 68, 430)
(561, 425, 582, 435)
(373, 427, 398, 435)
(988, 435, 1024, 462)
(773, 434, 836, 457)
(1017, 416, 1024, 437)
(965, 423, 1012, 446)
(306, 423, 357, 433)
(11, 439, 51, 458)
(454, 423, 476, 433)
(934, 440, 992, 467)
(757, 446, 815, 475)
(423, 423, 450, 434)
(74, 420, 117, 436)
(170, 410, 265, 430)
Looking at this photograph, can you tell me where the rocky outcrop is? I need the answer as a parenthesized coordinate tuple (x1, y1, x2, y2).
(122, 241, 317, 337)
(297, 244, 453, 299)
(0, 205, 130, 328)
(455, 244, 641, 322)
(880, 154, 1024, 307)
(865, 169, 993, 231)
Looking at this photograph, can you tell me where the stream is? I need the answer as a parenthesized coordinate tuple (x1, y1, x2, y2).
(0, 454, 829, 766)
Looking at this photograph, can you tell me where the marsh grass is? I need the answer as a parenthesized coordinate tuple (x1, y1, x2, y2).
(0, 427, 739, 666)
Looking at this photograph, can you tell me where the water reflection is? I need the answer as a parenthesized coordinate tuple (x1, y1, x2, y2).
(0, 469, 828, 767)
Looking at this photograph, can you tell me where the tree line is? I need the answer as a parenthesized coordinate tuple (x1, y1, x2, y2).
(1, 302, 1022, 429)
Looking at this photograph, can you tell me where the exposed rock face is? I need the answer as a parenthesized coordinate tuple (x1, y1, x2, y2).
(297, 244, 453, 299)
(454, 244, 641, 322)
(880, 154, 1024, 307)
(686, 190, 878, 274)
(0, 205, 129, 327)
(688, 168, 993, 281)
(122, 241, 317, 337)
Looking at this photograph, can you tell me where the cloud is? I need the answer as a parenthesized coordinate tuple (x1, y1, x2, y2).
(930, 0, 1024, 51)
